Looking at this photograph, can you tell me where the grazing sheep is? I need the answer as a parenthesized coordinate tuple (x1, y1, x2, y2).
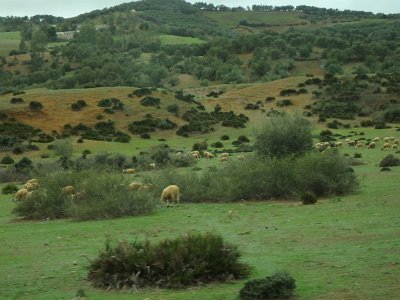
(372, 137, 381, 143)
(26, 178, 38, 185)
(220, 152, 229, 159)
(149, 163, 156, 169)
(128, 182, 142, 191)
(72, 190, 86, 200)
(389, 136, 396, 142)
(122, 168, 135, 174)
(160, 185, 180, 207)
(61, 185, 75, 195)
(394, 139, 399, 145)
(142, 183, 155, 190)
(367, 142, 376, 149)
(204, 151, 215, 159)
(191, 152, 200, 159)
(334, 141, 343, 147)
(383, 137, 390, 143)
(237, 155, 245, 160)
(392, 144, 398, 150)
(381, 143, 392, 150)
(24, 182, 39, 191)
(347, 140, 356, 146)
(220, 156, 229, 162)
(355, 142, 364, 148)
(13, 188, 29, 202)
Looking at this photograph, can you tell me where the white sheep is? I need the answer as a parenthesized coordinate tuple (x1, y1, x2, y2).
(372, 137, 381, 143)
(392, 144, 398, 150)
(13, 188, 29, 202)
(355, 142, 364, 148)
(237, 155, 245, 160)
(122, 168, 135, 174)
(26, 178, 38, 185)
(220, 156, 229, 162)
(149, 163, 156, 169)
(381, 143, 392, 150)
(334, 141, 343, 147)
(61, 185, 75, 195)
(141, 183, 155, 190)
(367, 142, 376, 149)
(128, 182, 142, 191)
(24, 182, 39, 191)
(220, 152, 229, 159)
(160, 185, 180, 207)
(204, 151, 215, 159)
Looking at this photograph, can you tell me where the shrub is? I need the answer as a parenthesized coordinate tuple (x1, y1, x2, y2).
(141, 133, 151, 139)
(1, 155, 15, 164)
(129, 87, 152, 97)
(276, 99, 293, 107)
(13, 171, 158, 220)
(167, 104, 179, 114)
(221, 135, 230, 140)
(301, 191, 318, 205)
(254, 113, 313, 158)
(12, 147, 23, 154)
(2, 183, 18, 194)
(87, 232, 250, 289)
(239, 272, 296, 300)
(140, 96, 161, 107)
(211, 141, 224, 148)
(379, 155, 400, 167)
(14, 157, 33, 172)
(353, 153, 362, 158)
(29, 101, 43, 111)
(192, 141, 208, 151)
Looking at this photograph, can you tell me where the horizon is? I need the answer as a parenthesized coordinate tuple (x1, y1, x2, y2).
(0, 0, 399, 18)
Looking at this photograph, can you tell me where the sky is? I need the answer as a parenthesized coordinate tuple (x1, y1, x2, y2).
(0, 0, 399, 18)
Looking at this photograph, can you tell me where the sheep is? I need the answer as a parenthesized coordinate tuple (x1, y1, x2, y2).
(389, 136, 396, 142)
(220, 152, 229, 159)
(13, 188, 29, 202)
(237, 155, 245, 160)
(220, 156, 229, 162)
(392, 144, 398, 150)
(383, 137, 390, 143)
(61, 185, 75, 195)
(204, 151, 215, 159)
(334, 141, 343, 147)
(367, 142, 376, 149)
(191, 152, 200, 159)
(372, 137, 381, 143)
(24, 182, 39, 191)
(381, 143, 392, 150)
(346, 140, 356, 147)
(26, 178, 38, 185)
(160, 185, 180, 207)
(122, 168, 135, 174)
(71, 190, 86, 200)
(394, 139, 399, 145)
(142, 183, 155, 190)
(128, 182, 142, 191)
(355, 142, 364, 148)
(149, 163, 156, 169)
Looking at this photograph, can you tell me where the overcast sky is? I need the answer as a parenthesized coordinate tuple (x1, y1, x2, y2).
(0, 0, 399, 18)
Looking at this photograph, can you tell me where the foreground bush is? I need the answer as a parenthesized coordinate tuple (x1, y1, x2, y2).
(88, 232, 250, 289)
(2, 183, 18, 194)
(13, 171, 157, 220)
(239, 272, 296, 299)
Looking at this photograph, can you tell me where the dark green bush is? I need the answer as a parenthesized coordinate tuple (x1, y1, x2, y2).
(140, 96, 161, 107)
(276, 99, 293, 107)
(141, 133, 151, 139)
(129, 87, 152, 97)
(87, 232, 250, 289)
(221, 135, 230, 140)
(13, 171, 158, 220)
(2, 183, 18, 194)
(379, 155, 400, 167)
(254, 113, 313, 158)
(1, 155, 14, 164)
(301, 191, 318, 205)
(239, 272, 296, 299)
(29, 101, 43, 111)
(353, 153, 362, 158)
(192, 141, 208, 151)
(167, 104, 179, 113)
(211, 141, 224, 148)
(15, 157, 33, 172)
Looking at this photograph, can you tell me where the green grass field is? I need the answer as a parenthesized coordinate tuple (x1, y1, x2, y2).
(0, 31, 20, 56)
(1, 138, 400, 299)
(159, 34, 205, 45)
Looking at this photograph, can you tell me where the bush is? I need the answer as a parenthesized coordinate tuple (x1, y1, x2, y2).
(254, 113, 313, 158)
(140, 96, 161, 107)
(221, 135, 230, 140)
(167, 104, 179, 114)
(29, 101, 43, 111)
(2, 183, 18, 194)
(353, 153, 362, 158)
(14, 157, 33, 172)
(192, 141, 208, 151)
(211, 141, 224, 148)
(239, 272, 296, 299)
(1, 155, 15, 164)
(301, 191, 318, 205)
(87, 232, 250, 289)
(13, 171, 158, 220)
(379, 155, 400, 167)
(276, 99, 293, 107)
(140, 133, 151, 139)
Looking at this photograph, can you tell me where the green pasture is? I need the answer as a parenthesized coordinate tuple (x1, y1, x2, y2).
(159, 34, 205, 45)
(1, 126, 400, 299)
(0, 31, 20, 56)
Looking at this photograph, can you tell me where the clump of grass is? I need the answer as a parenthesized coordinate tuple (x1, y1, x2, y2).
(87, 232, 250, 289)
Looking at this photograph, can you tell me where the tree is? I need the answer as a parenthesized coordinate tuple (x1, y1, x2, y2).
(30, 30, 48, 52)
(254, 113, 313, 157)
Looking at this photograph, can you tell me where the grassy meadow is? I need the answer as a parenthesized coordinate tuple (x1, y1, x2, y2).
(0, 31, 20, 56)
(0, 141, 399, 299)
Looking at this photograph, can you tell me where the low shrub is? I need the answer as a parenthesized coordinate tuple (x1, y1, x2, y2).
(140, 96, 161, 107)
(1, 155, 14, 164)
(29, 101, 43, 111)
(239, 272, 296, 299)
(211, 141, 224, 148)
(87, 232, 250, 289)
(353, 153, 362, 158)
(301, 191, 318, 205)
(13, 171, 158, 220)
(221, 135, 230, 140)
(379, 155, 400, 167)
(2, 183, 18, 194)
